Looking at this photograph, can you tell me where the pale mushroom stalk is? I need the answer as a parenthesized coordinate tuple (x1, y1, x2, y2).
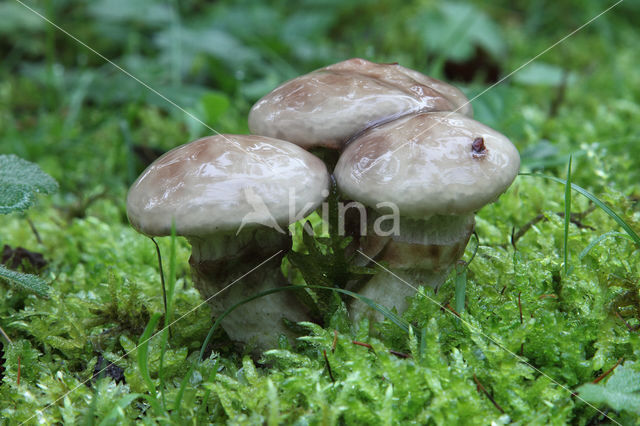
(349, 213, 474, 322)
(127, 135, 330, 351)
(188, 228, 308, 350)
(335, 112, 520, 322)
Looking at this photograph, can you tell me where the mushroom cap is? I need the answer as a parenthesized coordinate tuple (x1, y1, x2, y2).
(248, 58, 471, 150)
(127, 135, 330, 236)
(334, 112, 520, 217)
(325, 58, 473, 117)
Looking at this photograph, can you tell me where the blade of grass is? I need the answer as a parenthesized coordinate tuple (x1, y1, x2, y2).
(519, 173, 640, 247)
(139, 394, 163, 417)
(159, 226, 177, 409)
(198, 285, 411, 361)
(567, 231, 632, 275)
(563, 156, 572, 276)
(453, 232, 478, 317)
(172, 362, 195, 416)
(454, 266, 467, 318)
(578, 231, 632, 260)
(138, 312, 162, 397)
(195, 359, 219, 423)
(150, 237, 168, 327)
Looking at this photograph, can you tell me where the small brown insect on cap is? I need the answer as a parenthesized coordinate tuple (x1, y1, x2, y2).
(334, 112, 520, 217)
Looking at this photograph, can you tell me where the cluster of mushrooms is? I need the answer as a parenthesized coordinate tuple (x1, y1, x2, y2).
(127, 58, 520, 352)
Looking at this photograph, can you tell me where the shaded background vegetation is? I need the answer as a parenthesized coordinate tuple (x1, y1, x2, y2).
(1, 0, 640, 423)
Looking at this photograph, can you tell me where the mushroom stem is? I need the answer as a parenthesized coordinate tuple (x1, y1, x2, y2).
(350, 212, 475, 323)
(188, 228, 311, 351)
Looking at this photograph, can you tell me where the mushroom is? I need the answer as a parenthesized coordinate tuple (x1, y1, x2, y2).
(324, 58, 473, 117)
(333, 112, 520, 321)
(248, 58, 472, 155)
(126, 135, 330, 351)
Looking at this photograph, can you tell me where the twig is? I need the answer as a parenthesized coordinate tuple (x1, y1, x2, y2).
(539, 294, 558, 300)
(518, 292, 523, 324)
(389, 350, 412, 359)
(332, 330, 338, 353)
(443, 303, 461, 318)
(26, 217, 43, 245)
(64, 188, 109, 219)
(614, 310, 639, 332)
(0, 326, 12, 344)
(593, 358, 623, 384)
(322, 350, 334, 383)
(352, 340, 374, 351)
(473, 374, 505, 414)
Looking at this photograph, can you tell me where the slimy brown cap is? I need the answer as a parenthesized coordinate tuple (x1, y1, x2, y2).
(334, 112, 520, 217)
(127, 135, 330, 236)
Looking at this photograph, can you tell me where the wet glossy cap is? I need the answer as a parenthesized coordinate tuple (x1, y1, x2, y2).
(334, 112, 520, 217)
(248, 58, 471, 150)
(127, 135, 330, 236)
(325, 58, 473, 117)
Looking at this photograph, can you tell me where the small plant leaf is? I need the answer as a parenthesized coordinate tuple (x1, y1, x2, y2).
(0, 264, 49, 297)
(0, 154, 58, 215)
(577, 363, 640, 414)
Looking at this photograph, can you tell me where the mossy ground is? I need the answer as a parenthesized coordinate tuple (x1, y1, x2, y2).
(1, 0, 640, 424)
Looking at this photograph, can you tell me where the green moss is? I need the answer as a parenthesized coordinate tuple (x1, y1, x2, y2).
(1, 0, 639, 423)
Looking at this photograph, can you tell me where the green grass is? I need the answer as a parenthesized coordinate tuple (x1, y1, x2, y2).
(564, 156, 573, 276)
(1, 0, 640, 423)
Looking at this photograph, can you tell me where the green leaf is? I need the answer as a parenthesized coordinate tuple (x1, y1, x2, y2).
(0, 154, 58, 215)
(415, 2, 506, 62)
(577, 363, 640, 414)
(0, 264, 49, 297)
